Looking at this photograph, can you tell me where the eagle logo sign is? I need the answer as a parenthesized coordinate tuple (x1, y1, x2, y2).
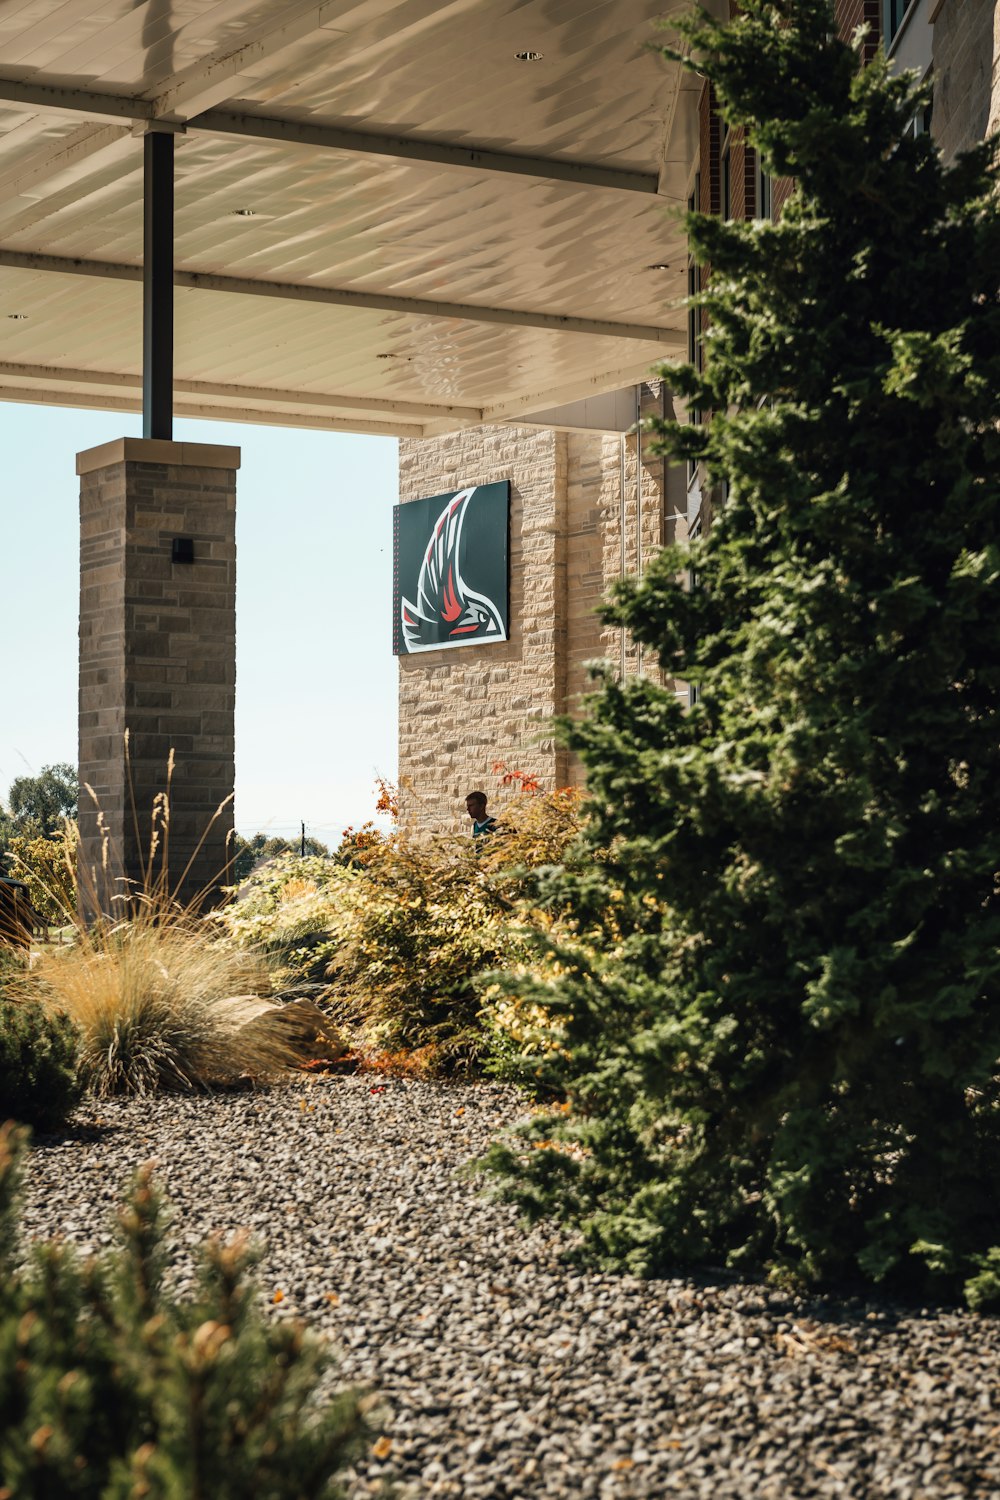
(400, 486, 507, 654)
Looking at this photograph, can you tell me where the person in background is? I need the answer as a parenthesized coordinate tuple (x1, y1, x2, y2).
(465, 790, 497, 841)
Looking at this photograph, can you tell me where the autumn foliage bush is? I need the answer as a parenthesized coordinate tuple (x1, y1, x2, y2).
(328, 784, 588, 1072)
(220, 781, 587, 1073)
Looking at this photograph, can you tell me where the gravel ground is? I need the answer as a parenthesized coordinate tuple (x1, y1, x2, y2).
(18, 1077, 1000, 1499)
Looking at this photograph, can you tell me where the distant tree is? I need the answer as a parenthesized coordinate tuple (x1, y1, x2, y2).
(229, 832, 330, 885)
(1, 764, 77, 879)
(3, 763, 77, 841)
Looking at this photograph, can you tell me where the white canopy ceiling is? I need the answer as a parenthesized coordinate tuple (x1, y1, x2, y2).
(0, 0, 698, 437)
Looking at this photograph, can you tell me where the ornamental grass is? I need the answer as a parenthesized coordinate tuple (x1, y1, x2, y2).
(8, 743, 307, 1098)
(17, 912, 293, 1098)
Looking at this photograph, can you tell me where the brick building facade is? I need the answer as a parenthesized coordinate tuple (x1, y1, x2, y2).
(395, 0, 1000, 835)
(396, 389, 681, 832)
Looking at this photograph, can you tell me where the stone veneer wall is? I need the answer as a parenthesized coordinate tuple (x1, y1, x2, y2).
(932, 0, 1000, 159)
(397, 391, 671, 834)
(78, 438, 238, 912)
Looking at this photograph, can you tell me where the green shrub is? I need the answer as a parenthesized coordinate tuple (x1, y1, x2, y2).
(481, 0, 1000, 1302)
(0, 1123, 370, 1497)
(0, 997, 82, 1130)
(965, 1250, 1000, 1313)
(221, 855, 348, 993)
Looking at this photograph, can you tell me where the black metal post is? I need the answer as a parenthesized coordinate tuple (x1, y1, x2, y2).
(143, 130, 174, 440)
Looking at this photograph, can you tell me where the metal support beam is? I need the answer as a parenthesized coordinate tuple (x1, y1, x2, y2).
(479, 362, 681, 426)
(142, 132, 173, 440)
(0, 80, 662, 196)
(0, 79, 154, 123)
(189, 111, 661, 195)
(0, 247, 686, 346)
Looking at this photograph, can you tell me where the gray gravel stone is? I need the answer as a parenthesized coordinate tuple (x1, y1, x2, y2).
(17, 1077, 1000, 1498)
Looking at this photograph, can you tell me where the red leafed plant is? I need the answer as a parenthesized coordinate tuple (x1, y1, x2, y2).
(374, 776, 400, 820)
(492, 762, 542, 794)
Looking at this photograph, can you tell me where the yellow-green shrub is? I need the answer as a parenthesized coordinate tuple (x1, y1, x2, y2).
(325, 837, 521, 1069)
(219, 790, 588, 1073)
(4, 824, 78, 927)
(220, 855, 349, 992)
(327, 788, 586, 1071)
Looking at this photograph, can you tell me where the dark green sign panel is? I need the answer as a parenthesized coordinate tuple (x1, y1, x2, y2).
(393, 481, 510, 655)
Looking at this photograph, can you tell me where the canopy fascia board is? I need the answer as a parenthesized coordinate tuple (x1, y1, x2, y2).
(0, 248, 686, 345)
(0, 360, 482, 423)
(189, 110, 661, 195)
(0, 382, 427, 437)
(477, 360, 678, 426)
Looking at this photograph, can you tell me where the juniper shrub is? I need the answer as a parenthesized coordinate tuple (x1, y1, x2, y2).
(0, 1124, 370, 1497)
(482, 0, 1000, 1304)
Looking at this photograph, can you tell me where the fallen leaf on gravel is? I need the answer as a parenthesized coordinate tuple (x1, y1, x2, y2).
(612, 1458, 634, 1471)
(324, 1291, 340, 1305)
(774, 1321, 856, 1358)
(371, 1436, 393, 1460)
(272, 1289, 285, 1304)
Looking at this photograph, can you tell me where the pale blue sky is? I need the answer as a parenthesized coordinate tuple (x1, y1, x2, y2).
(1, 401, 399, 844)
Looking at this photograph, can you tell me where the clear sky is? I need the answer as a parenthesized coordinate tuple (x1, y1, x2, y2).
(0, 400, 399, 846)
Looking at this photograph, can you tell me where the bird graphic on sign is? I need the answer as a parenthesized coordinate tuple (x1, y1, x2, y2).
(400, 487, 506, 653)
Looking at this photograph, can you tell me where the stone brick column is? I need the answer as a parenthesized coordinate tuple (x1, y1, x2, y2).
(77, 438, 239, 916)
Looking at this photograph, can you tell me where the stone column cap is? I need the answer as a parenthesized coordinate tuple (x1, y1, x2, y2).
(76, 437, 241, 475)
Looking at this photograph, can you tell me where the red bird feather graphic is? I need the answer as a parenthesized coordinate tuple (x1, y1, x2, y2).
(401, 487, 505, 653)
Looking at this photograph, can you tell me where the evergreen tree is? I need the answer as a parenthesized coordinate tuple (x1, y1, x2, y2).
(0, 1125, 371, 1495)
(485, 0, 1000, 1302)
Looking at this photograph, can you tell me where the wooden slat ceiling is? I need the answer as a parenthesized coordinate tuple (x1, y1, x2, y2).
(0, 0, 699, 436)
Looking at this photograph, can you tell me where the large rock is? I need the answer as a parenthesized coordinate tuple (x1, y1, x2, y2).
(237, 997, 346, 1066)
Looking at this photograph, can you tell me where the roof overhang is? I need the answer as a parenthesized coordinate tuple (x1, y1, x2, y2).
(0, 1, 702, 438)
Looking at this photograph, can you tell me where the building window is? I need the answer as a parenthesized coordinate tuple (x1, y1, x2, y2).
(883, 0, 913, 47)
(905, 99, 933, 138)
(754, 149, 772, 220)
(687, 180, 704, 488)
(721, 124, 732, 221)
